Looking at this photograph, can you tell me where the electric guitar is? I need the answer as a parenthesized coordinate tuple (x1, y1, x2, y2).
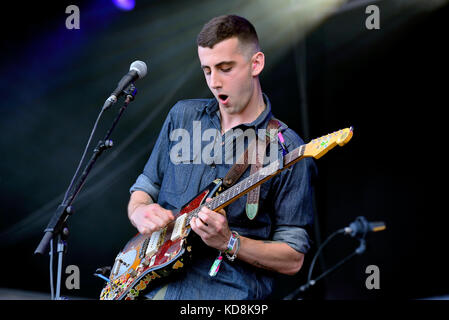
(99, 127, 353, 300)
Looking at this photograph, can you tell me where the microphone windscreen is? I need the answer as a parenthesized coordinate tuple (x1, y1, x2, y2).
(130, 60, 147, 79)
(370, 222, 386, 232)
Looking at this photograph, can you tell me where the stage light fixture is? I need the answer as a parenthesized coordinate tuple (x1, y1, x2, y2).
(112, 0, 135, 11)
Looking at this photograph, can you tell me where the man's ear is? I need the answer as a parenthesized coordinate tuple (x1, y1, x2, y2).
(251, 51, 265, 76)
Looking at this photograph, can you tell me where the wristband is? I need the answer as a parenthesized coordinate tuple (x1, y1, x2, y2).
(224, 231, 240, 261)
(224, 231, 238, 253)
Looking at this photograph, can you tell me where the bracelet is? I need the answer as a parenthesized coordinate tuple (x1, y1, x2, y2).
(224, 231, 240, 261)
(209, 231, 240, 277)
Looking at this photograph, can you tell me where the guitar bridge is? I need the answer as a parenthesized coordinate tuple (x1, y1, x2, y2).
(139, 237, 150, 259)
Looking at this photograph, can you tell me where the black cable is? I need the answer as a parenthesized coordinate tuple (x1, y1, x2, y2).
(62, 107, 106, 204)
(307, 228, 346, 285)
(52, 106, 106, 299)
(284, 227, 347, 299)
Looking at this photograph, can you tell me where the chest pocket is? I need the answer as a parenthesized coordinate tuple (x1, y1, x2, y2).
(160, 162, 194, 196)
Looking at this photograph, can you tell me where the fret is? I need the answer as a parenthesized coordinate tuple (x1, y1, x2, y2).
(299, 144, 305, 157)
(233, 181, 244, 198)
(284, 150, 293, 165)
(284, 144, 304, 167)
(224, 190, 231, 202)
(217, 194, 225, 206)
(231, 185, 237, 198)
(285, 152, 293, 164)
(254, 172, 261, 184)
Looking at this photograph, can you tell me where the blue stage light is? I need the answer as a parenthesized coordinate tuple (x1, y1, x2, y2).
(112, 0, 135, 11)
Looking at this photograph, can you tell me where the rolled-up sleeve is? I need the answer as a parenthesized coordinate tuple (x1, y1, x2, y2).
(129, 174, 162, 202)
(272, 226, 311, 254)
(129, 109, 174, 202)
(270, 129, 317, 254)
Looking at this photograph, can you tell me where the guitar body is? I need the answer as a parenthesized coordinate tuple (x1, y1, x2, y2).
(100, 179, 223, 300)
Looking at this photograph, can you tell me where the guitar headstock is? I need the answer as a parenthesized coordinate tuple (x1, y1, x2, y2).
(303, 127, 353, 159)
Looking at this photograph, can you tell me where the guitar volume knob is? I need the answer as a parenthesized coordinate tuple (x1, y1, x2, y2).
(141, 258, 149, 267)
(128, 268, 137, 278)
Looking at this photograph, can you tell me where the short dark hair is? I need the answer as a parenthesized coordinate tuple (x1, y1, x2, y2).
(196, 15, 260, 52)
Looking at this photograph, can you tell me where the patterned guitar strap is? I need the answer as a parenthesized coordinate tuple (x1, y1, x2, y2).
(222, 118, 283, 220)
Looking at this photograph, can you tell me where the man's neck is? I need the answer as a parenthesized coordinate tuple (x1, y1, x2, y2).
(220, 84, 266, 134)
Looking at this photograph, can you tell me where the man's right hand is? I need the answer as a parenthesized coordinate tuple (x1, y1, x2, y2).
(129, 203, 175, 235)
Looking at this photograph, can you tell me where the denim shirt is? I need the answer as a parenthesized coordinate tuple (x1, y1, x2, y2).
(129, 94, 317, 299)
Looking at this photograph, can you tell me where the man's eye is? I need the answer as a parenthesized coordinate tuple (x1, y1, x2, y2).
(222, 68, 231, 72)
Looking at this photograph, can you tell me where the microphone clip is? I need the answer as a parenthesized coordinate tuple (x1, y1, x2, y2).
(123, 83, 137, 102)
(344, 216, 369, 239)
(102, 83, 138, 111)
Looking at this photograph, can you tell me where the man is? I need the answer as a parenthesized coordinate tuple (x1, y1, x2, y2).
(127, 15, 316, 299)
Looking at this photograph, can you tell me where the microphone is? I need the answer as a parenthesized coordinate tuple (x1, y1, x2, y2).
(344, 216, 386, 238)
(103, 60, 147, 110)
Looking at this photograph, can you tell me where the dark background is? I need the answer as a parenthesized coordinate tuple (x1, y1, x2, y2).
(0, 0, 447, 300)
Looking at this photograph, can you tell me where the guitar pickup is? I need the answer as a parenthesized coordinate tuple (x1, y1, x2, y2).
(145, 228, 166, 258)
(170, 214, 188, 241)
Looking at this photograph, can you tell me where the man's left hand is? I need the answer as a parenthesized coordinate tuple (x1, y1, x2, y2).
(190, 198, 231, 251)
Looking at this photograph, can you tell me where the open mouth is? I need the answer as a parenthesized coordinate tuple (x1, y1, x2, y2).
(218, 94, 229, 104)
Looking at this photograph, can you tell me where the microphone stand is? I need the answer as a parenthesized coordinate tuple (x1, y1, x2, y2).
(34, 83, 137, 300)
(284, 229, 367, 300)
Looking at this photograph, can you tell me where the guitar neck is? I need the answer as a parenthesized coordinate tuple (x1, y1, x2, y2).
(185, 144, 306, 226)
(184, 126, 354, 226)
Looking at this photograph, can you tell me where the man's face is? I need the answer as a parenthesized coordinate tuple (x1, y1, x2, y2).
(198, 37, 256, 115)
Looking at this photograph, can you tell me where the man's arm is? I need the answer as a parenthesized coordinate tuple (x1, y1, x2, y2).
(128, 190, 174, 235)
(232, 237, 304, 276)
(190, 199, 304, 276)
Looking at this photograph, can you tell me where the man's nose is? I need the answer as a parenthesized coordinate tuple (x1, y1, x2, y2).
(210, 71, 222, 89)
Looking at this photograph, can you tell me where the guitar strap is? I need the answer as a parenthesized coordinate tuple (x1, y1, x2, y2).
(223, 118, 283, 220)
